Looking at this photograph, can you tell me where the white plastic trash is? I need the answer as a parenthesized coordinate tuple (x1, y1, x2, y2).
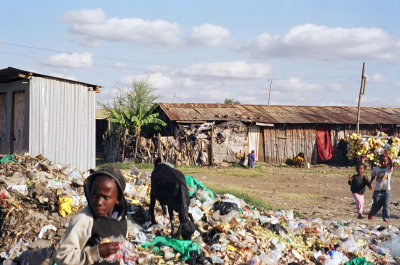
(381, 235, 400, 258)
(189, 206, 204, 221)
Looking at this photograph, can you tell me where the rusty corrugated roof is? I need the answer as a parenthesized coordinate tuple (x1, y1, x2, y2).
(158, 103, 400, 125)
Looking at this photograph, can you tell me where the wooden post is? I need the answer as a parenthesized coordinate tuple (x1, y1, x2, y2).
(268, 79, 272, 105)
(157, 133, 162, 160)
(210, 125, 214, 166)
(356, 62, 366, 134)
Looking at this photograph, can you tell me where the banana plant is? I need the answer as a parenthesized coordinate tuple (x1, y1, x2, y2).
(128, 104, 166, 160)
(108, 104, 166, 161)
(108, 107, 130, 161)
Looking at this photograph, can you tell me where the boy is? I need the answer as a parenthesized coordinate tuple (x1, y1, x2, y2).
(368, 154, 393, 222)
(56, 165, 128, 265)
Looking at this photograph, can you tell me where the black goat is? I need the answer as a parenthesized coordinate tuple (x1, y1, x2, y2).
(149, 158, 196, 240)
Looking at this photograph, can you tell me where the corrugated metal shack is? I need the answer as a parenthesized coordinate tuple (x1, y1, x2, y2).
(0, 67, 100, 171)
(157, 103, 400, 165)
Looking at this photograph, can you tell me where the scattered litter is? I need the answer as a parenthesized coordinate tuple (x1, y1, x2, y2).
(1, 153, 400, 264)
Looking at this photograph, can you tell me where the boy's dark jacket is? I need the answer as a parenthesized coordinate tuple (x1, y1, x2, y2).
(348, 174, 370, 195)
(55, 166, 127, 265)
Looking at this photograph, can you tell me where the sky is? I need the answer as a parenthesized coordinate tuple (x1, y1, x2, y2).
(1, 0, 399, 107)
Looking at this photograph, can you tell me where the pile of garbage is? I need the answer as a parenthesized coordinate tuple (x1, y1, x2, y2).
(1, 154, 400, 265)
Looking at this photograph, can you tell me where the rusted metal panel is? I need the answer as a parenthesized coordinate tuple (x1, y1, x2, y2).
(158, 103, 400, 125)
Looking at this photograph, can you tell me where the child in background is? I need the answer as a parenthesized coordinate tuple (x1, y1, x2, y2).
(348, 163, 371, 219)
(368, 154, 393, 222)
(247, 150, 255, 169)
(56, 165, 128, 265)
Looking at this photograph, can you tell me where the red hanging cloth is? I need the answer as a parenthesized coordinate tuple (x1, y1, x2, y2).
(316, 127, 333, 162)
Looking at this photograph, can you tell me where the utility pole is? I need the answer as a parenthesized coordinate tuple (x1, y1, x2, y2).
(268, 78, 272, 105)
(356, 62, 366, 134)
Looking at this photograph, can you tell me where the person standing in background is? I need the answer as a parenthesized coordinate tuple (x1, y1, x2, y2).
(247, 150, 255, 169)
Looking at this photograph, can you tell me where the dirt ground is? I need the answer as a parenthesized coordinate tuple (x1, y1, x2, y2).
(190, 164, 400, 228)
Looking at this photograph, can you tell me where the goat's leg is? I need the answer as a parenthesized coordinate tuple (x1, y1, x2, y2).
(168, 207, 175, 238)
(150, 193, 157, 224)
(188, 212, 195, 222)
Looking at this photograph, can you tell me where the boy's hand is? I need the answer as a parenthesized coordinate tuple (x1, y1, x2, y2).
(98, 242, 120, 258)
(347, 175, 352, 181)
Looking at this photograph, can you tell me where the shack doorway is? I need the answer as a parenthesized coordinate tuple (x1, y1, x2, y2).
(248, 126, 260, 161)
(10, 91, 26, 154)
(0, 93, 6, 153)
(258, 129, 265, 162)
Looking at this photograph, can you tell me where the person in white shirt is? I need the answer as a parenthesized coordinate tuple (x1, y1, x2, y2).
(368, 154, 393, 222)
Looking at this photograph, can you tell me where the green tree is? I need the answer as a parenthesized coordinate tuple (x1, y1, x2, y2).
(101, 77, 165, 161)
(100, 77, 160, 118)
(223, 98, 240, 104)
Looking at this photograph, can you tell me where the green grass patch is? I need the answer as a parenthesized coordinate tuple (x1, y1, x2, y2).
(178, 165, 268, 178)
(96, 160, 154, 170)
(206, 185, 274, 211)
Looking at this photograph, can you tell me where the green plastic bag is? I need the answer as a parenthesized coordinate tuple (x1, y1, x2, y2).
(185, 175, 214, 200)
(345, 257, 374, 265)
(140, 236, 200, 261)
(0, 154, 17, 164)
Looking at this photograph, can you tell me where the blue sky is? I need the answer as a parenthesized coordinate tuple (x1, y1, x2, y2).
(1, 0, 399, 106)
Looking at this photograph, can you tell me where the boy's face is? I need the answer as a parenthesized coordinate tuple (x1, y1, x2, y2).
(89, 175, 119, 218)
(356, 165, 365, 175)
(381, 156, 389, 167)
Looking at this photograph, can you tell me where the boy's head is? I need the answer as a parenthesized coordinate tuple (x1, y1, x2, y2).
(380, 154, 392, 168)
(84, 165, 127, 218)
(356, 162, 366, 175)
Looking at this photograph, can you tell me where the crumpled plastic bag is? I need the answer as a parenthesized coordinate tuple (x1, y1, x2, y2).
(380, 235, 400, 258)
(15, 248, 55, 265)
(185, 175, 214, 200)
(140, 236, 200, 261)
(344, 257, 374, 265)
(213, 201, 238, 215)
(58, 197, 74, 217)
(0, 154, 17, 164)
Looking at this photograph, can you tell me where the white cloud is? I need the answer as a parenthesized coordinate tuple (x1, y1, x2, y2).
(49, 73, 76, 80)
(187, 23, 234, 47)
(329, 84, 344, 91)
(367, 73, 388, 83)
(61, 8, 106, 24)
(274, 78, 320, 92)
(246, 24, 400, 61)
(181, 60, 270, 79)
(119, 72, 174, 91)
(114, 62, 130, 70)
(62, 9, 182, 47)
(361, 96, 388, 106)
(396, 82, 400, 89)
(41, 52, 93, 68)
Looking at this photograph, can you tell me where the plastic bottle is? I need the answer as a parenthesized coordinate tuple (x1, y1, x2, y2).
(189, 206, 204, 221)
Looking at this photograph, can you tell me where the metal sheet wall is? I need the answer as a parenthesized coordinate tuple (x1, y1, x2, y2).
(29, 77, 96, 171)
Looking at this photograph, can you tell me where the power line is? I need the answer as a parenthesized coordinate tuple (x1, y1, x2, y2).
(0, 41, 360, 81)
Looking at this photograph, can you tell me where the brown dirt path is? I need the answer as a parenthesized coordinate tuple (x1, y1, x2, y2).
(190, 165, 400, 227)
